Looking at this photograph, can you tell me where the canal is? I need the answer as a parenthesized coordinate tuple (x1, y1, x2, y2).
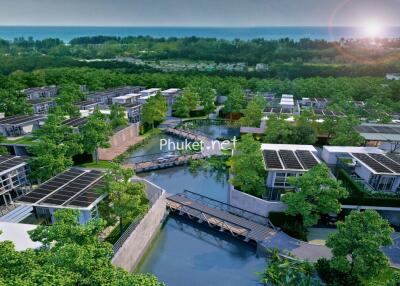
(128, 132, 265, 286)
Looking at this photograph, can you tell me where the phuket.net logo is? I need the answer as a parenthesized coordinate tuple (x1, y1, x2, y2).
(160, 137, 237, 152)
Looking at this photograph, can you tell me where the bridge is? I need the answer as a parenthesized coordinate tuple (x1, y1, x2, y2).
(123, 152, 205, 173)
(166, 191, 277, 243)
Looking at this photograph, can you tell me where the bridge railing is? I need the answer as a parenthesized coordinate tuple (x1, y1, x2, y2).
(180, 190, 276, 230)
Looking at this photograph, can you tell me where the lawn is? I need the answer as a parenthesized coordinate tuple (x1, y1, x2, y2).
(2, 136, 37, 145)
(77, 160, 115, 169)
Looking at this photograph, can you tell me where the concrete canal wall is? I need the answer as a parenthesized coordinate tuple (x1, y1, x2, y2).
(112, 186, 167, 272)
(229, 185, 286, 217)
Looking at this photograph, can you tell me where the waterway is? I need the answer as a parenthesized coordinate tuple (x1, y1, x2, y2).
(131, 133, 265, 286)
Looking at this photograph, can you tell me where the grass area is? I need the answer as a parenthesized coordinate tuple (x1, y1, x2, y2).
(1, 136, 37, 145)
(77, 160, 115, 169)
(362, 267, 400, 286)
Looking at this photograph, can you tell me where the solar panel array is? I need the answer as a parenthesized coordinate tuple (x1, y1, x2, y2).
(18, 168, 105, 208)
(313, 109, 345, 117)
(354, 125, 400, 135)
(351, 153, 396, 174)
(264, 107, 293, 115)
(262, 149, 320, 171)
(0, 155, 27, 173)
(387, 154, 400, 165)
(62, 117, 88, 127)
(369, 154, 400, 173)
(262, 150, 283, 169)
(0, 115, 44, 125)
(296, 150, 320, 169)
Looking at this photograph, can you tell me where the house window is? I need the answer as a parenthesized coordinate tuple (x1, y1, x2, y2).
(274, 172, 298, 188)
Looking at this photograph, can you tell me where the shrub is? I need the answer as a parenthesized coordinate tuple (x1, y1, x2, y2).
(268, 212, 308, 241)
(316, 258, 360, 286)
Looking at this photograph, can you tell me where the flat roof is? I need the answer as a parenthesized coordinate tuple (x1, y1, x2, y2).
(0, 115, 45, 126)
(350, 152, 400, 176)
(0, 222, 41, 251)
(261, 144, 320, 171)
(113, 93, 141, 100)
(27, 98, 55, 104)
(355, 124, 400, 142)
(141, 88, 161, 93)
(313, 109, 345, 117)
(75, 100, 99, 106)
(162, 88, 181, 93)
(0, 155, 28, 175)
(323, 146, 384, 154)
(17, 168, 105, 210)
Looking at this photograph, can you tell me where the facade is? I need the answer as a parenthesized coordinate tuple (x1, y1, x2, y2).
(124, 103, 142, 123)
(87, 86, 145, 105)
(0, 115, 46, 137)
(321, 146, 400, 193)
(75, 100, 100, 111)
(23, 86, 58, 100)
(0, 155, 30, 207)
(354, 124, 400, 153)
(261, 144, 321, 191)
(17, 168, 106, 224)
(162, 88, 182, 116)
(28, 98, 56, 114)
(140, 88, 161, 98)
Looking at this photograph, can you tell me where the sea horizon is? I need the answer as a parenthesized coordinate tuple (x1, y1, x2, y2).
(1, 25, 400, 42)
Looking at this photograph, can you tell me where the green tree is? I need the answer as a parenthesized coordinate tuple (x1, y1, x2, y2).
(240, 95, 266, 127)
(197, 83, 216, 114)
(229, 134, 266, 196)
(328, 116, 364, 146)
(326, 210, 394, 282)
(282, 164, 348, 228)
(258, 249, 321, 286)
(172, 95, 191, 118)
(0, 135, 8, 155)
(224, 86, 245, 120)
(0, 89, 32, 116)
(109, 104, 128, 129)
(99, 164, 149, 235)
(80, 109, 112, 164)
(53, 84, 84, 117)
(141, 92, 167, 129)
(0, 209, 163, 286)
(28, 114, 83, 181)
(264, 115, 295, 144)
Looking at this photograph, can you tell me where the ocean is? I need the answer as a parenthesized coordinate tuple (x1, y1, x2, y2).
(0, 26, 400, 42)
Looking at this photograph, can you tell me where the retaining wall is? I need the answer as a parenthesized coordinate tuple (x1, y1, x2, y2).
(111, 191, 167, 272)
(228, 185, 286, 217)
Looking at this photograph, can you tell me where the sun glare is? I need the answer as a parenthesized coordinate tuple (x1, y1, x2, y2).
(363, 21, 383, 38)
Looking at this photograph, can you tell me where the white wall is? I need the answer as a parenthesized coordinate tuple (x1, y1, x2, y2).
(228, 185, 286, 217)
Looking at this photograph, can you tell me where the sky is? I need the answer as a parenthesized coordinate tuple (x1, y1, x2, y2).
(0, 0, 399, 27)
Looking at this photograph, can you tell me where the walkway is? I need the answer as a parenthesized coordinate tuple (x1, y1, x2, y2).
(166, 191, 277, 243)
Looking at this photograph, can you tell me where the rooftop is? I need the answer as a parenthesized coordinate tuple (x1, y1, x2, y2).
(350, 152, 400, 176)
(354, 123, 400, 142)
(0, 222, 41, 251)
(17, 168, 106, 210)
(113, 93, 141, 100)
(0, 155, 28, 175)
(62, 117, 88, 128)
(261, 144, 320, 171)
(0, 115, 45, 126)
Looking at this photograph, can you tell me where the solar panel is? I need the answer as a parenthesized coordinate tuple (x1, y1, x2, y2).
(352, 153, 393, 174)
(387, 153, 400, 165)
(314, 109, 324, 115)
(262, 150, 283, 169)
(355, 125, 400, 134)
(279, 150, 303, 170)
(295, 150, 319, 170)
(0, 115, 44, 125)
(0, 156, 27, 173)
(369, 154, 400, 174)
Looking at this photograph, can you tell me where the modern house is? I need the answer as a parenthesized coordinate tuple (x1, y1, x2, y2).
(62, 117, 88, 133)
(0, 115, 46, 137)
(87, 86, 145, 105)
(162, 88, 182, 116)
(112, 93, 141, 105)
(0, 155, 30, 207)
(23, 86, 58, 100)
(140, 88, 161, 98)
(300, 98, 329, 109)
(28, 98, 56, 114)
(321, 146, 400, 193)
(354, 124, 400, 153)
(17, 168, 106, 224)
(75, 100, 100, 111)
(124, 103, 142, 123)
(263, 94, 301, 116)
(261, 144, 321, 196)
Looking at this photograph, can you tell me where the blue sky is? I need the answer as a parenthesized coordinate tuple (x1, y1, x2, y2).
(0, 0, 399, 26)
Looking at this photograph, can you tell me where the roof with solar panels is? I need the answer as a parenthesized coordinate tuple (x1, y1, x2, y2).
(354, 123, 400, 142)
(16, 168, 106, 210)
(350, 152, 400, 176)
(261, 144, 321, 172)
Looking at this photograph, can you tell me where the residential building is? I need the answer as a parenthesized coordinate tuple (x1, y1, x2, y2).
(23, 86, 58, 100)
(28, 98, 56, 114)
(17, 168, 106, 224)
(162, 88, 182, 116)
(87, 86, 145, 105)
(0, 155, 30, 206)
(321, 146, 400, 193)
(112, 93, 141, 105)
(75, 100, 100, 111)
(0, 115, 46, 137)
(300, 98, 329, 109)
(124, 103, 142, 123)
(62, 117, 88, 133)
(261, 144, 321, 192)
(140, 88, 161, 98)
(354, 123, 400, 153)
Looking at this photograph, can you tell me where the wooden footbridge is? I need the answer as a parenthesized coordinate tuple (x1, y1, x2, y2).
(166, 191, 277, 243)
(124, 152, 204, 173)
(164, 127, 209, 142)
